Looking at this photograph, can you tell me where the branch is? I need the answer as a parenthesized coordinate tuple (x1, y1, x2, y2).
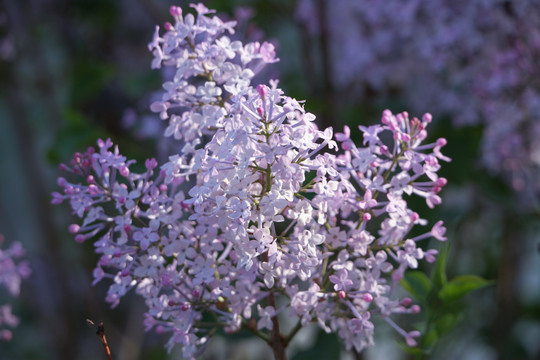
(87, 319, 113, 360)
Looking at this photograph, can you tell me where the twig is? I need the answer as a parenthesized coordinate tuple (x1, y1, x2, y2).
(87, 319, 113, 360)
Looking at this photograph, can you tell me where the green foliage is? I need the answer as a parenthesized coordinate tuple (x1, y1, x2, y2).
(291, 330, 341, 360)
(438, 275, 493, 303)
(401, 271, 433, 303)
(400, 248, 494, 358)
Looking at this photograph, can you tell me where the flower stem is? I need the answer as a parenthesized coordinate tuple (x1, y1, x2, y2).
(268, 290, 287, 360)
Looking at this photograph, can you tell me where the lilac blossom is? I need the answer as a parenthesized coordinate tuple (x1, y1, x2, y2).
(296, 0, 540, 196)
(0, 235, 30, 341)
(53, 4, 450, 358)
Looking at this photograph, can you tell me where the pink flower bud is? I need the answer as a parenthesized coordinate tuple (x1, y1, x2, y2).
(146, 158, 158, 170)
(410, 305, 421, 313)
(437, 138, 447, 147)
(362, 293, 373, 302)
(192, 289, 200, 298)
(57, 177, 67, 187)
(51, 192, 63, 204)
(257, 107, 264, 116)
(338, 290, 346, 299)
(87, 175, 95, 184)
(181, 303, 190, 311)
(436, 177, 447, 187)
(363, 213, 372, 221)
(0, 330, 13, 341)
(119, 165, 130, 177)
(164, 22, 173, 31)
(68, 224, 80, 234)
(256, 84, 267, 98)
(121, 268, 130, 277)
(422, 113, 432, 124)
(382, 109, 392, 123)
(75, 234, 86, 243)
(401, 297, 412, 306)
(159, 184, 168, 192)
(169, 6, 182, 18)
(180, 201, 190, 210)
(87, 184, 99, 195)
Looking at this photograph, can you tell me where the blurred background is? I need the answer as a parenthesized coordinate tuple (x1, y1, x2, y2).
(0, 0, 539, 359)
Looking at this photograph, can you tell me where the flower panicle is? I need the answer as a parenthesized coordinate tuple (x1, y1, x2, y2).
(53, 4, 449, 357)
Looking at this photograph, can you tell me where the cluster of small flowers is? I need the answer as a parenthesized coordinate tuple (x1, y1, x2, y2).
(0, 235, 30, 341)
(53, 4, 449, 358)
(296, 0, 540, 195)
(147, 3, 277, 155)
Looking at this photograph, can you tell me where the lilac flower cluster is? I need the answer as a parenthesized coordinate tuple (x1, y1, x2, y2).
(296, 0, 540, 195)
(52, 4, 449, 358)
(0, 235, 30, 341)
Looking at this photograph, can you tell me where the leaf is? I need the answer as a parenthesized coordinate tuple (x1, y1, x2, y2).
(438, 275, 493, 303)
(422, 328, 439, 349)
(432, 245, 448, 289)
(434, 313, 459, 336)
(401, 271, 433, 302)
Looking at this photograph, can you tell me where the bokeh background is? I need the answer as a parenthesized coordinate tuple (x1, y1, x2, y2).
(1, 0, 539, 359)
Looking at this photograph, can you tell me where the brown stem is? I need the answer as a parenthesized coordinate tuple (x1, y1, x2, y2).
(87, 319, 113, 360)
(267, 291, 287, 360)
(260, 251, 287, 360)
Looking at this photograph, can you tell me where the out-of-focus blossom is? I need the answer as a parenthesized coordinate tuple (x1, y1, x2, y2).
(296, 0, 540, 196)
(0, 235, 31, 341)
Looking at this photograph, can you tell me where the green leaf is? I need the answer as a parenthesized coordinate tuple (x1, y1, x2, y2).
(438, 275, 493, 303)
(401, 271, 433, 302)
(434, 313, 459, 336)
(432, 246, 448, 289)
(422, 328, 439, 349)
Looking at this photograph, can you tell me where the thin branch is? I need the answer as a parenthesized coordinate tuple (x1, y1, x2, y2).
(87, 319, 113, 360)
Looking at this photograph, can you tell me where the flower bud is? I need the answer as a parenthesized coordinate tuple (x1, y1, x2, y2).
(256, 84, 267, 98)
(169, 6, 182, 18)
(146, 158, 158, 170)
(87, 184, 99, 195)
(119, 165, 130, 177)
(68, 224, 80, 234)
(401, 297, 412, 307)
